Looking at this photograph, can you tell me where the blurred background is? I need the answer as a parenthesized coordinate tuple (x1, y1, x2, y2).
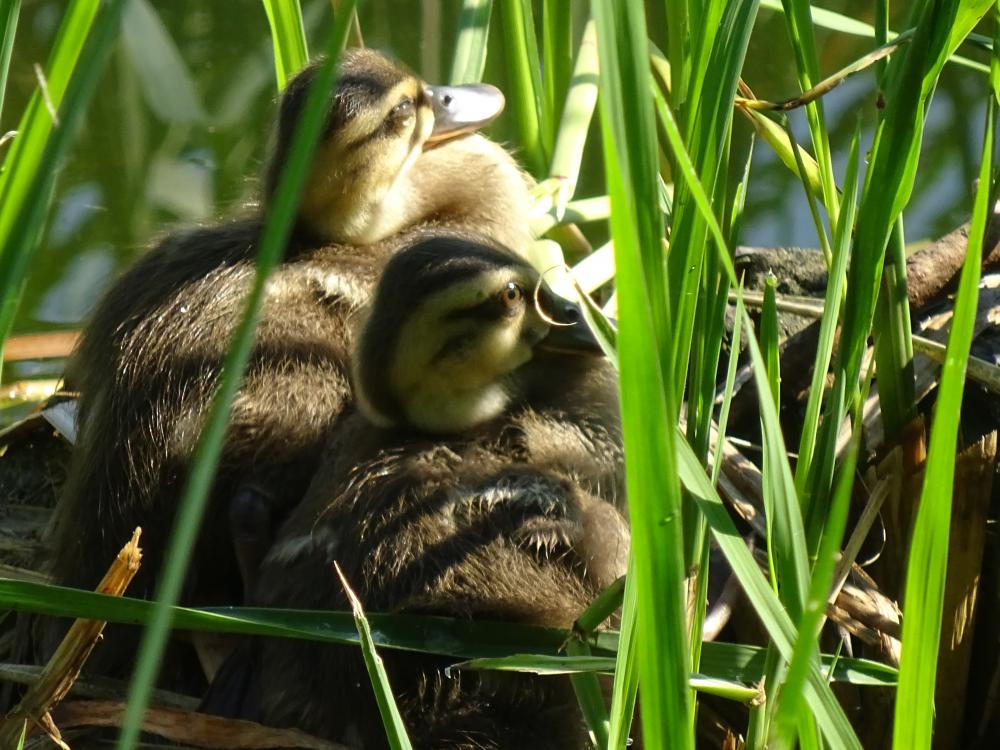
(1, 0, 988, 379)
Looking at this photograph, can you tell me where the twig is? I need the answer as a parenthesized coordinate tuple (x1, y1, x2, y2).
(53, 699, 349, 749)
(0, 529, 143, 747)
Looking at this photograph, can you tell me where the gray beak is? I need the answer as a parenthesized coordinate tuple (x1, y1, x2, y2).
(534, 289, 604, 356)
(425, 83, 505, 143)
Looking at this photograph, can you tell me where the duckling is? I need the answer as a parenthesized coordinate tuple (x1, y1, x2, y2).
(46, 50, 534, 681)
(242, 233, 627, 747)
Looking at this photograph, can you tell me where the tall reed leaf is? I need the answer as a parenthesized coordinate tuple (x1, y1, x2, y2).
(676, 438, 862, 749)
(261, 0, 309, 89)
(116, 6, 357, 747)
(808, 0, 991, 537)
(499, 0, 548, 173)
(794, 124, 860, 492)
(0, 0, 19, 123)
(892, 73, 995, 750)
(778, 0, 839, 223)
(449, 0, 492, 84)
(592, 0, 692, 746)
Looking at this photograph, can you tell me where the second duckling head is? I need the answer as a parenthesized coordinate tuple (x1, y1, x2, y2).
(352, 233, 603, 434)
(268, 49, 530, 248)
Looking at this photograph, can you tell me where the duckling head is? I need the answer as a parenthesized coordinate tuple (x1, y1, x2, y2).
(267, 49, 529, 248)
(352, 233, 602, 434)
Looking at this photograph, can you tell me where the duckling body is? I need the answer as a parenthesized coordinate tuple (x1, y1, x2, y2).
(47, 50, 533, 678)
(244, 235, 626, 747)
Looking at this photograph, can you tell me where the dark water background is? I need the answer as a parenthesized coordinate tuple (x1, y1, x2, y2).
(1, 1, 989, 381)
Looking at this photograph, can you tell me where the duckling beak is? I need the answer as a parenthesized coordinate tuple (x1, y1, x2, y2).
(534, 292, 604, 356)
(424, 83, 505, 144)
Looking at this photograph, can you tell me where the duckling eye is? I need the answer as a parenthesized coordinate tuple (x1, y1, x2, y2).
(391, 98, 414, 119)
(499, 282, 524, 310)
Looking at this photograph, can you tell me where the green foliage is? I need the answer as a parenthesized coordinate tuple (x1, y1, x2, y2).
(0, 0, 102, 372)
(261, 0, 309, 88)
(892, 37, 997, 750)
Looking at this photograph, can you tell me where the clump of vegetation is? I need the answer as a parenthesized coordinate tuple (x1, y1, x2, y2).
(1, 1, 998, 748)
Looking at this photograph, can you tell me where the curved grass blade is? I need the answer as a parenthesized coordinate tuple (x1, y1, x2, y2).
(0, 577, 620, 659)
(261, 0, 309, 89)
(116, 6, 358, 748)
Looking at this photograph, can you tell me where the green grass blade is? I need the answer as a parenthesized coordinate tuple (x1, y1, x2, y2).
(664, 0, 757, 393)
(261, 0, 309, 89)
(892, 66, 995, 750)
(0, 577, 624, 659)
(777, 0, 839, 224)
(593, 0, 692, 746)
(115, 6, 357, 747)
(675, 437, 862, 749)
(566, 638, 610, 748)
(499, 0, 548, 174)
(772, 372, 872, 748)
(0, 0, 118, 376)
(607, 566, 639, 749)
(794, 124, 860, 494)
(0, 0, 99, 264)
(336, 565, 413, 749)
(449, 0, 492, 84)
(809, 0, 991, 536)
(0, 0, 19, 124)
(542, 0, 573, 128)
(548, 17, 597, 209)
(760, 0, 989, 73)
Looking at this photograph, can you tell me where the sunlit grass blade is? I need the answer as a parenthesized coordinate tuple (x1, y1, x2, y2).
(892, 66, 995, 750)
(0, 0, 19, 123)
(607, 565, 638, 749)
(777, 0, 839, 224)
(772, 362, 874, 748)
(542, 0, 573, 128)
(449, 0, 492, 84)
(664, 0, 756, 393)
(872, 219, 916, 443)
(592, 0, 692, 746)
(498, 0, 548, 173)
(261, 0, 309, 89)
(547, 17, 597, 213)
(0, 0, 100, 358)
(794, 123, 860, 493)
(809, 0, 991, 539)
(336, 564, 413, 750)
(565, 637, 610, 748)
(115, 6, 358, 748)
(739, 107, 823, 199)
(675, 437, 862, 749)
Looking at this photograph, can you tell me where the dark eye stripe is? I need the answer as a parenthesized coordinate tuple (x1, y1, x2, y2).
(445, 298, 508, 322)
(343, 101, 415, 151)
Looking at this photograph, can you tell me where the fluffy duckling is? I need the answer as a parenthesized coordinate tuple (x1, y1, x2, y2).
(269, 48, 532, 251)
(244, 234, 628, 747)
(47, 50, 533, 681)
